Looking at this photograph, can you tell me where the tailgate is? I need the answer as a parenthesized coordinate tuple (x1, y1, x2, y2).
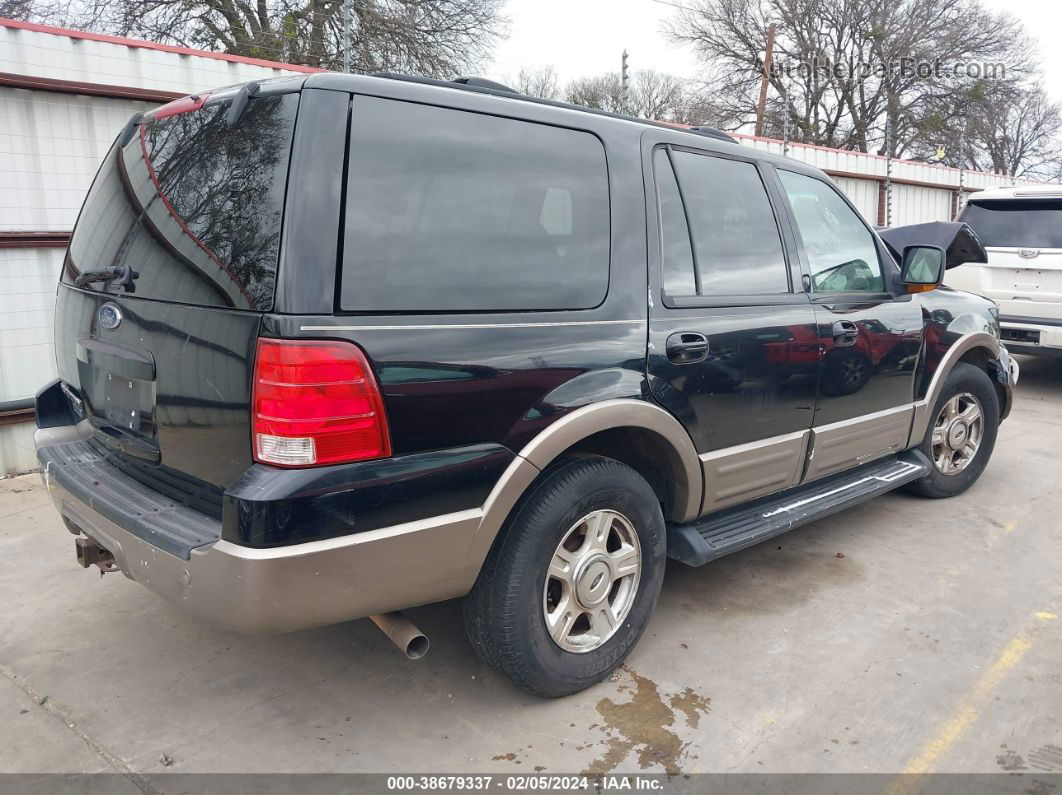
(945, 248, 1062, 321)
(54, 86, 299, 491)
(950, 197, 1062, 320)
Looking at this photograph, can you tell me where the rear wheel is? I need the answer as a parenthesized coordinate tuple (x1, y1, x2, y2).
(463, 456, 666, 697)
(905, 363, 999, 498)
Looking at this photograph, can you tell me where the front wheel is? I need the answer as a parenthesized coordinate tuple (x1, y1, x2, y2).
(463, 456, 666, 697)
(905, 362, 999, 498)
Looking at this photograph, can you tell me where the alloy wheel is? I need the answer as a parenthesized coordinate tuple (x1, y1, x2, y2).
(542, 509, 641, 653)
(931, 392, 984, 475)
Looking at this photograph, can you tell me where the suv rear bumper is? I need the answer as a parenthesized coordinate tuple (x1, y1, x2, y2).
(37, 425, 494, 633)
(41, 458, 483, 633)
(999, 316, 1062, 357)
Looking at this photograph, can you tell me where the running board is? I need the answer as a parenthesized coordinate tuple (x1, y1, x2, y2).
(668, 450, 931, 566)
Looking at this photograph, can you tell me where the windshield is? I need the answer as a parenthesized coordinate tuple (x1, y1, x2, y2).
(958, 199, 1062, 249)
(63, 93, 299, 310)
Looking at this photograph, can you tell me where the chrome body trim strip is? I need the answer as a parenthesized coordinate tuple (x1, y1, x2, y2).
(300, 319, 644, 332)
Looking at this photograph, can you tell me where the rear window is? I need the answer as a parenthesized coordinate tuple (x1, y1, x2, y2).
(959, 199, 1062, 249)
(63, 93, 299, 311)
(339, 97, 610, 313)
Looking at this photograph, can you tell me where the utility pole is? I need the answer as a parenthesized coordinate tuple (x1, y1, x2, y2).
(754, 24, 776, 137)
(884, 118, 893, 227)
(957, 119, 966, 216)
(342, 0, 351, 73)
(621, 50, 630, 114)
(782, 80, 790, 156)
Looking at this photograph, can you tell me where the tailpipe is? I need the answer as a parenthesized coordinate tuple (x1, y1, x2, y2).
(370, 612, 429, 659)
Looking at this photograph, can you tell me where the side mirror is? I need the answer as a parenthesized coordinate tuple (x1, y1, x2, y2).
(900, 245, 946, 293)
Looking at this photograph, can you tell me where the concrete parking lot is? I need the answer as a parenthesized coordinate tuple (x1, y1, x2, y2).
(1, 357, 1060, 783)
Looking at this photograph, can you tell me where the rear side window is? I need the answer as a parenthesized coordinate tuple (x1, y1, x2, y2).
(339, 97, 610, 313)
(659, 149, 790, 297)
(959, 200, 1062, 248)
(653, 149, 696, 297)
(64, 93, 298, 311)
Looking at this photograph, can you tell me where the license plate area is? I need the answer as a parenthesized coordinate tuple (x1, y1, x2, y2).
(89, 370, 156, 434)
(76, 337, 159, 460)
(1001, 327, 1041, 345)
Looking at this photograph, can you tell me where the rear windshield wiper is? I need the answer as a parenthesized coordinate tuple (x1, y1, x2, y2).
(74, 264, 140, 293)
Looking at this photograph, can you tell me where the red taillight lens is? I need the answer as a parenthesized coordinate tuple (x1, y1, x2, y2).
(252, 338, 391, 467)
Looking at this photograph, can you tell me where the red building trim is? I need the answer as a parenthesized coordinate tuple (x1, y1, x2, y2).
(0, 406, 34, 427)
(0, 231, 71, 248)
(0, 17, 323, 74)
(0, 71, 181, 102)
(822, 167, 965, 192)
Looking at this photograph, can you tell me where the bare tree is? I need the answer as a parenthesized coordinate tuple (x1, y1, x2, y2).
(670, 87, 727, 127)
(13, 0, 506, 76)
(513, 66, 561, 100)
(1, 0, 106, 27)
(667, 0, 1033, 158)
(564, 69, 691, 121)
(627, 70, 685, 120)
(565, 74, 625, 113)
(957, 85, 1062, 178)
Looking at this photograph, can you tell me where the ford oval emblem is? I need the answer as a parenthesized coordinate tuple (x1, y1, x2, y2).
(98, 303, 123, 331)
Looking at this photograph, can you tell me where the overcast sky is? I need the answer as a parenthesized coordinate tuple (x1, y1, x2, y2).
(485, 0, 1062, 102)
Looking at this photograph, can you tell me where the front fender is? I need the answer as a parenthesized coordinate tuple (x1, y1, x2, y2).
(909, 331, 1000, 445)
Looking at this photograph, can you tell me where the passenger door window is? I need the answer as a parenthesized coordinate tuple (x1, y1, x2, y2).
(777, 170, 884, 293)
(655, 148, 790, 298)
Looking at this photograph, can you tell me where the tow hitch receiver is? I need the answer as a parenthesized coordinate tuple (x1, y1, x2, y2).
(75, 537, 117, 573)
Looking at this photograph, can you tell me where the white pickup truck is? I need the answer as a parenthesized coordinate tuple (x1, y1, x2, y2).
(946, 185, 1062, 356)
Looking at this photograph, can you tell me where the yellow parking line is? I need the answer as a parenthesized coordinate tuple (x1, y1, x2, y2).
(883, 607, 1056, 795)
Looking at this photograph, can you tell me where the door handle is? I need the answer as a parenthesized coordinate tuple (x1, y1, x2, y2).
(666, 332, 709, 364)
(832, 320, 859, 347)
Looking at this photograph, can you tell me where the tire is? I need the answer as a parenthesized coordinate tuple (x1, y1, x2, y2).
(463, 456, 666, 697)
(904, 362, 999, 499)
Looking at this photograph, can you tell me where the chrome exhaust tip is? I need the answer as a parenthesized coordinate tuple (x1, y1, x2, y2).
(370, 612, 429, 659)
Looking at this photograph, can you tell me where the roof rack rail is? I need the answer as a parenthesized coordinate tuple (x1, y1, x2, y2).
(369, 72, 742, 146)
(452, 76, 519, 94)
(690, 126, 737, 143)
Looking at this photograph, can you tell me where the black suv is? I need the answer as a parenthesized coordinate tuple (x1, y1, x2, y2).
(36, 73, 1016, 697)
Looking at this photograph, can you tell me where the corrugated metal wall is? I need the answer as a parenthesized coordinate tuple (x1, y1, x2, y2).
(1, 90, 162, 473)
(832, 176, 879, 222)
(735, 133, 1038, 228)
(0, 23, 315, 96)
(891, 183, 955, 227)
(1, 89, 153, 230)
(0, 19, 1051, 473)
(0, 20, 311, 473)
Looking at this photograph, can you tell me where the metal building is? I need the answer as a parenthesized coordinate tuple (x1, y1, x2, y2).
(732, 133, 1039, 226)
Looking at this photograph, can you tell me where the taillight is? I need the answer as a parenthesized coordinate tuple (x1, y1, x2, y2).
(252, 339, 391, 467)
